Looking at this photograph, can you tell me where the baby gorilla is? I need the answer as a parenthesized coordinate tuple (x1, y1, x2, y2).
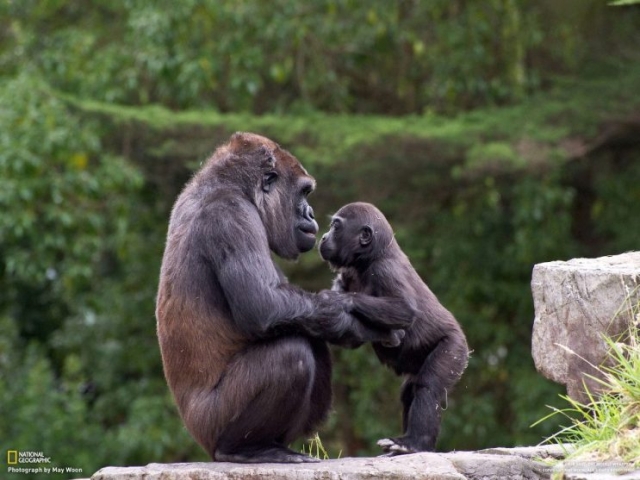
(319, 202, 469, 454)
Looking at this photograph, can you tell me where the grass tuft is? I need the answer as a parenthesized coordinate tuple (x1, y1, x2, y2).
(300, 433, 341, 460)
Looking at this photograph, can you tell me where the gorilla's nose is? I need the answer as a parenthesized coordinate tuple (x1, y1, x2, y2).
(305, 206, 315, 221)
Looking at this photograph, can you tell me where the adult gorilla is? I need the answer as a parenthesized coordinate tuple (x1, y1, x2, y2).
(156, 132, 413, 463)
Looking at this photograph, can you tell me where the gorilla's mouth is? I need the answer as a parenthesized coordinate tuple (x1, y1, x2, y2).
(297, 224, 318, 252)
(298, 222, 319, 238)
(298, 227, 317, 241)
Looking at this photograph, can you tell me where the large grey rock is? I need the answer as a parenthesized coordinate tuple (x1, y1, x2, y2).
(90, 446, 640, 480)
(91, 449, 551, 480)
(478, 444, 570, 460)
(531, 252, 640, 403)
(444, 452, 548, 479)
(553, 458, 640, 480)
(92, 455, 462, 480)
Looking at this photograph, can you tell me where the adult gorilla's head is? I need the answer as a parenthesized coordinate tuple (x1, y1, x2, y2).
(210, 132, 318, 260)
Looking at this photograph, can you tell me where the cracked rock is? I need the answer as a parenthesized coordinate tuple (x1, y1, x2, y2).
(531, 252, 640, 403)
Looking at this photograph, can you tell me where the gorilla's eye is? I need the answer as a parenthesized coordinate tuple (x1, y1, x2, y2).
(262, 172, 278, 193)
(330, 218, 342, 230)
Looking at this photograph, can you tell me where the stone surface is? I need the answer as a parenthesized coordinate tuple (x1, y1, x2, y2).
(91, 449, 552, 480)
(92, 454, 464, 480)
(90, 446, 640, 480)
(478, 444, 570, 460)
(555, 462, 640, 480)
(531, 251, 640, 403)
(444, 452, 548, 479)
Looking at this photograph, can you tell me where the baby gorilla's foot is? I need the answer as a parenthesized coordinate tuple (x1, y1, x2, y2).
(377, 437, 420, 455)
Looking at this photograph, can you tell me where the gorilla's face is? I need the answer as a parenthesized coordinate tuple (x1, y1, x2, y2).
(292, 180, 319, 254)
(231, 132, 318, 260)
(319, 212, 372, 269)
(319, 202, 396, 270)
(262, 150, 318, 259)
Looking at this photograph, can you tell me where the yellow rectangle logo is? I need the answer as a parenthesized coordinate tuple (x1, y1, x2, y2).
(7, 450, 18, 465)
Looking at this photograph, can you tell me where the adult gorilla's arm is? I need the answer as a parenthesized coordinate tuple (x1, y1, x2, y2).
(208, 201, 410, 345)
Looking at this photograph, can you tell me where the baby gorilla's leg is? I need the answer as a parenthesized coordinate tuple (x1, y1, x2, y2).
(378, 335, 467, 455)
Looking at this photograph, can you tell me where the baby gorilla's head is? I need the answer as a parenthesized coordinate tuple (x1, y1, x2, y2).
(319, 202, 395, 269)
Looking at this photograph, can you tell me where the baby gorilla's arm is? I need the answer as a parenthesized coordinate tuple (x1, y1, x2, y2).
(350, 294, 417, 330)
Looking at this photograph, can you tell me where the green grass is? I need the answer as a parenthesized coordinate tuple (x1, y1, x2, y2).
(299, 433, 341, 460)
(533, 293, 640, 468)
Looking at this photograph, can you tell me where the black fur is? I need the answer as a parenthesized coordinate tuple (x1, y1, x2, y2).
(156, 134, 413, 463)
(319, 202, 469, 454)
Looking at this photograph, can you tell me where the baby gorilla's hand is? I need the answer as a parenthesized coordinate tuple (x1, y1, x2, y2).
(380, 329, 405, 348)
(315, 290, 405, 348)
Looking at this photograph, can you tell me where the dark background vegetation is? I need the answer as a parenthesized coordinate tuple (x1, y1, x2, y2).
(1, 1, 639, 477)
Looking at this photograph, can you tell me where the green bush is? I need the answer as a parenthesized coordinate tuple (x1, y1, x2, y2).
(0, 74, 204, 477)
(0, 316, 97, 478)
(4, 1, 639, 114)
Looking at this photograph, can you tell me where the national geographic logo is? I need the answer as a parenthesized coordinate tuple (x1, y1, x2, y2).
(6, 450, 83, 476)
(7, 451, 52, 464)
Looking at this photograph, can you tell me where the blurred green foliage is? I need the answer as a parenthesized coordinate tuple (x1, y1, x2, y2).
(2, 0, 638, 114)
(0, 75, 204, 477)
(1, 1, 640, 478)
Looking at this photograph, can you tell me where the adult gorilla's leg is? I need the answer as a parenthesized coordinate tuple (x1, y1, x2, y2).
(212, 336, 320, 463)
(301, 339, 332, 434)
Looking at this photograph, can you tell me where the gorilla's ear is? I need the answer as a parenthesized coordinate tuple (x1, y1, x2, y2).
(262, 171, 278, 193)
(360, 226, 373, 246)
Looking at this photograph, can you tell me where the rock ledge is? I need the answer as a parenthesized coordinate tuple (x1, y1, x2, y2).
(531, 251, 640, 403)
(91, 445, 572, 480)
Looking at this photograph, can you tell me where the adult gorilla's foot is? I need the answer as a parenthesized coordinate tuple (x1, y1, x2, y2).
(214, 445, 320, 463)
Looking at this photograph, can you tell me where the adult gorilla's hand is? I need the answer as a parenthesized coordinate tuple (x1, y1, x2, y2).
(316, 290, 407, 348)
